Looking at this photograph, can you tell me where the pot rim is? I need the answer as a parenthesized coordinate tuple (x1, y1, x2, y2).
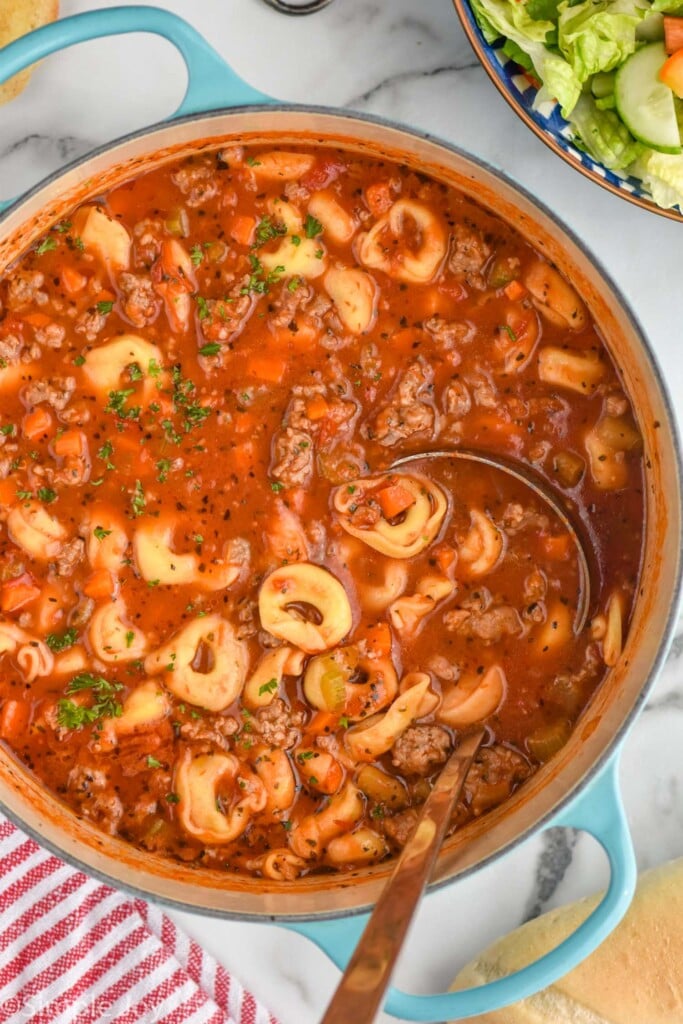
(2, 102, 682, 921)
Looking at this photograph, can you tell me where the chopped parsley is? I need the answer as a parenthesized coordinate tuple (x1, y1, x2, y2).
(198, 342, 221, 357)
(93, 525, 112, 541)
(0, 424, 15, 436)
(45, 627, 78, 653)
(245, 156, 262, 167)
(304, 214, 323, 239)
(156, 458, 172, 483)
(55, 220, 72, 234)
(171, 365, 211, 432)
(56, 672, 123, 730)
(97, 300, 114, 315)
(270, 481, 284, 493)
(287, 277, 301, 293)
(498, 324, 518, 342)
(146, 756, 163, 769)
(105, 388, 140, 421)
(73, 355, 86, 367)
(35, 236, 57, 255)
(258, 678, 278, 697)
(37, 487, 57, 504)
(127, 362, 143, 382)
(125, 630, 135, 648)
(165, 793, 180, 804)
(131, 479, 146, 517)
(190, 244, 204, 267)
(196, 295, 210, 321)
(254, 216, 287, 247)
(240, 253, 285, 295)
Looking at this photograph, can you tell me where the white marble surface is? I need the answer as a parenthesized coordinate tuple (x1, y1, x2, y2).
(1, 1, 682, 1021)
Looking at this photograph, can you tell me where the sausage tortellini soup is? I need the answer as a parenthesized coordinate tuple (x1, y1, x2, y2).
(0, 145, 643, 877)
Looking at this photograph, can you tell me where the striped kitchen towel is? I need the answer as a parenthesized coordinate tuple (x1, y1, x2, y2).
(0, 815, 279, 1024)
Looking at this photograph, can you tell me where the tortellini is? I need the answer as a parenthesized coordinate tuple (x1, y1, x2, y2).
(323, 266, 378, 334)
(333, 473, 447, 559)
(259, 197, 327, 280)
(523, 260, 587, 331)
(75, 206, 131, 270)
(288, 782, 364, 859)
(251, 152, 315, 181)
(438, 665, 506, 727)
(258, 563, 352, 653)
(176, 750, 267, 844)
(303, 644, 398, 721)
(389, 575, 454, 634)
(458, 510, 504, 577)
(585, 415, 641, 490)
(537, 347, 605, 395)
(357, 199, 447, 283)
(326, 827, 388, 866)
(7, 501, 67, 561)
(82, 334, 163, 400)
(144, 615, 247, 712)
(88, 600, 148, 663)
(308, 190, 357, 244)
(85, 510, 129, 571)
(243, 646, 305, 709)
(344, 675, 433, 762)
(133, 520, 245, 590)
(251, 745, 296, 819)
(0, 620, 53, 683)
(112, 680, 170, 736)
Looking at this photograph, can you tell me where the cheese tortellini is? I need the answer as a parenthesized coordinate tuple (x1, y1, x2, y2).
(357, 199, 447, 283)
(176, 750, 267, 844)
(258, 563, 352, 653)
(88, 600, 148, 663)
(0, 620, 53, 683)
(144, 615, 247, 712)
(82, 334, 164, 400)
(133, 520, 245, 590)
(7, 501, 67, 561)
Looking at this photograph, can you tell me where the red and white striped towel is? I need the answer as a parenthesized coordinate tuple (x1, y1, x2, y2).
(0, 815, 280, 1024)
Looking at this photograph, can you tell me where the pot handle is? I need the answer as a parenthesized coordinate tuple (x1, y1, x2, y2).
(0, 4, 274, 211)
(287, 756, 636, 1021)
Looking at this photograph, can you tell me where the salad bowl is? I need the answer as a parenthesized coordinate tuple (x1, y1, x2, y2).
(453, 0, 683, 221)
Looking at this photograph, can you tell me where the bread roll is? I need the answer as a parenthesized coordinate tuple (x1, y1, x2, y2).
(0, 1, 59, 105)
(451, 859, 683, 1023)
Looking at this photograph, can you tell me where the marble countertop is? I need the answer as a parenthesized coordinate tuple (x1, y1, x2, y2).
(1, 1, 682, 1021)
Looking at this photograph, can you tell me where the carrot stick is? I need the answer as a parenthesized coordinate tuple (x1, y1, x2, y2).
(0, 700, 29, 741)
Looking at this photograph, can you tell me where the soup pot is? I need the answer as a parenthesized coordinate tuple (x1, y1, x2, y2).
(0, 8, 681, 1021)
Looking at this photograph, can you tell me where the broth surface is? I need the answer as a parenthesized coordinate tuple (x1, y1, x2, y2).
(0, 145, 643, 876)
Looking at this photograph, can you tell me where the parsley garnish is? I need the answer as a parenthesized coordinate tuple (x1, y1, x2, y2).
(131, 480, 146, 517)
(45, 627, 78, 653)
(498, 324, 518, 342)
(127, 362, 143, 382)
(196, 296, 210, 321)
(287, 277, 301, 293)
(156, 458, 172, 483)
(73, 355, 86, 367)
(0, 424, 14, 436)
(240, 254, 285, 295)
(254, 216, 287, 247)
(258, 678, 278, 697)
(190, 244, 204, 267)
(125, 630, 135, 648)
(105, 388, 140, 420)
(56, 672, 123, 730)
(37, 487, 57, 504)
(199, 342, 221, 357)
(270, 481, 284, 493)
(304, 214, 323, 238)
(97, 300, 114, 315)
(171, 365, 211, 432)
(35, 236, 57, 255)
(93, 525, 112, 541)
(146, 755, 163, 769)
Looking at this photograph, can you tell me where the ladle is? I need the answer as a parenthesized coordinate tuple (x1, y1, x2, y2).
(320, 448, 592, 1022)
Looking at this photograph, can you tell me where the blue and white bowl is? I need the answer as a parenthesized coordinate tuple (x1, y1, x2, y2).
(453, 0, 683, 222)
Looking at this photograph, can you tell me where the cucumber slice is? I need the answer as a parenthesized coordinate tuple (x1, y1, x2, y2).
(636, 12, 664, 43)
(615, 43, 682, 153)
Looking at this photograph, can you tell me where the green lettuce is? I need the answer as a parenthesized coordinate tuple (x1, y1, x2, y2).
(568, 93, 644, 168)
(633, 150, 683, 208)
(470, 0, 582, 114)
(558, 0, 645, 82)
(650, 0, 683, 11)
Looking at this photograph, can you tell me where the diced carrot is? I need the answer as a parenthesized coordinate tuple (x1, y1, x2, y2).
(0, 479, 15, 506)
(61, 266, 88, 294)
(376, 482, 416, 519)
(83, 569, 115, 600)
(0, 700, 29, 741)
(542, 533, 572, 561)
(660, 46, 683, 96)
(246, 352, 287, 384)
(664, 15, 683, 54)
(53, 428, 87, 459)
(229, 215, 256, 247)
(434, 544, 457, 574)
(22, 312, 51, 329)
(363, 622, 392, 658)
(504, 280, 527, 302)
(22, 406, 53, 441)
(365, 182, 394, 217)
(305, 394, 330, 421)
(305, 711, 341, 736)
(1, 574, 41, 613)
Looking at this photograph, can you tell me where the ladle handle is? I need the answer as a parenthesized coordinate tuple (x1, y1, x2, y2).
(320, 729, 485, 1024)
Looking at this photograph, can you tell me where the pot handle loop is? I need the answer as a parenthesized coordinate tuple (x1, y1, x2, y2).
(0, 4, 274, 210)
(288, 757, 636, 1021)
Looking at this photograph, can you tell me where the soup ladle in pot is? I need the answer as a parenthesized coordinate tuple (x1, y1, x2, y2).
(390, 448, 592, 632)
(320, 449, 592, 1022)
(320, 727, 486, 1024)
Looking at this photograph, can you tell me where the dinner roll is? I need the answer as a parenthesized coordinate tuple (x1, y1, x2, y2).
(0, 1, 59, 105)
(450, 858, 683, 1023)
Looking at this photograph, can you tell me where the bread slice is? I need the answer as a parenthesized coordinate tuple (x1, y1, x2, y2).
(0, 1, 59, 105)
(451, 859, 683, 1023)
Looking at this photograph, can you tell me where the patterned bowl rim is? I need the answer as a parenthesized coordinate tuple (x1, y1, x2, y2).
(452, 0, 683, 223)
